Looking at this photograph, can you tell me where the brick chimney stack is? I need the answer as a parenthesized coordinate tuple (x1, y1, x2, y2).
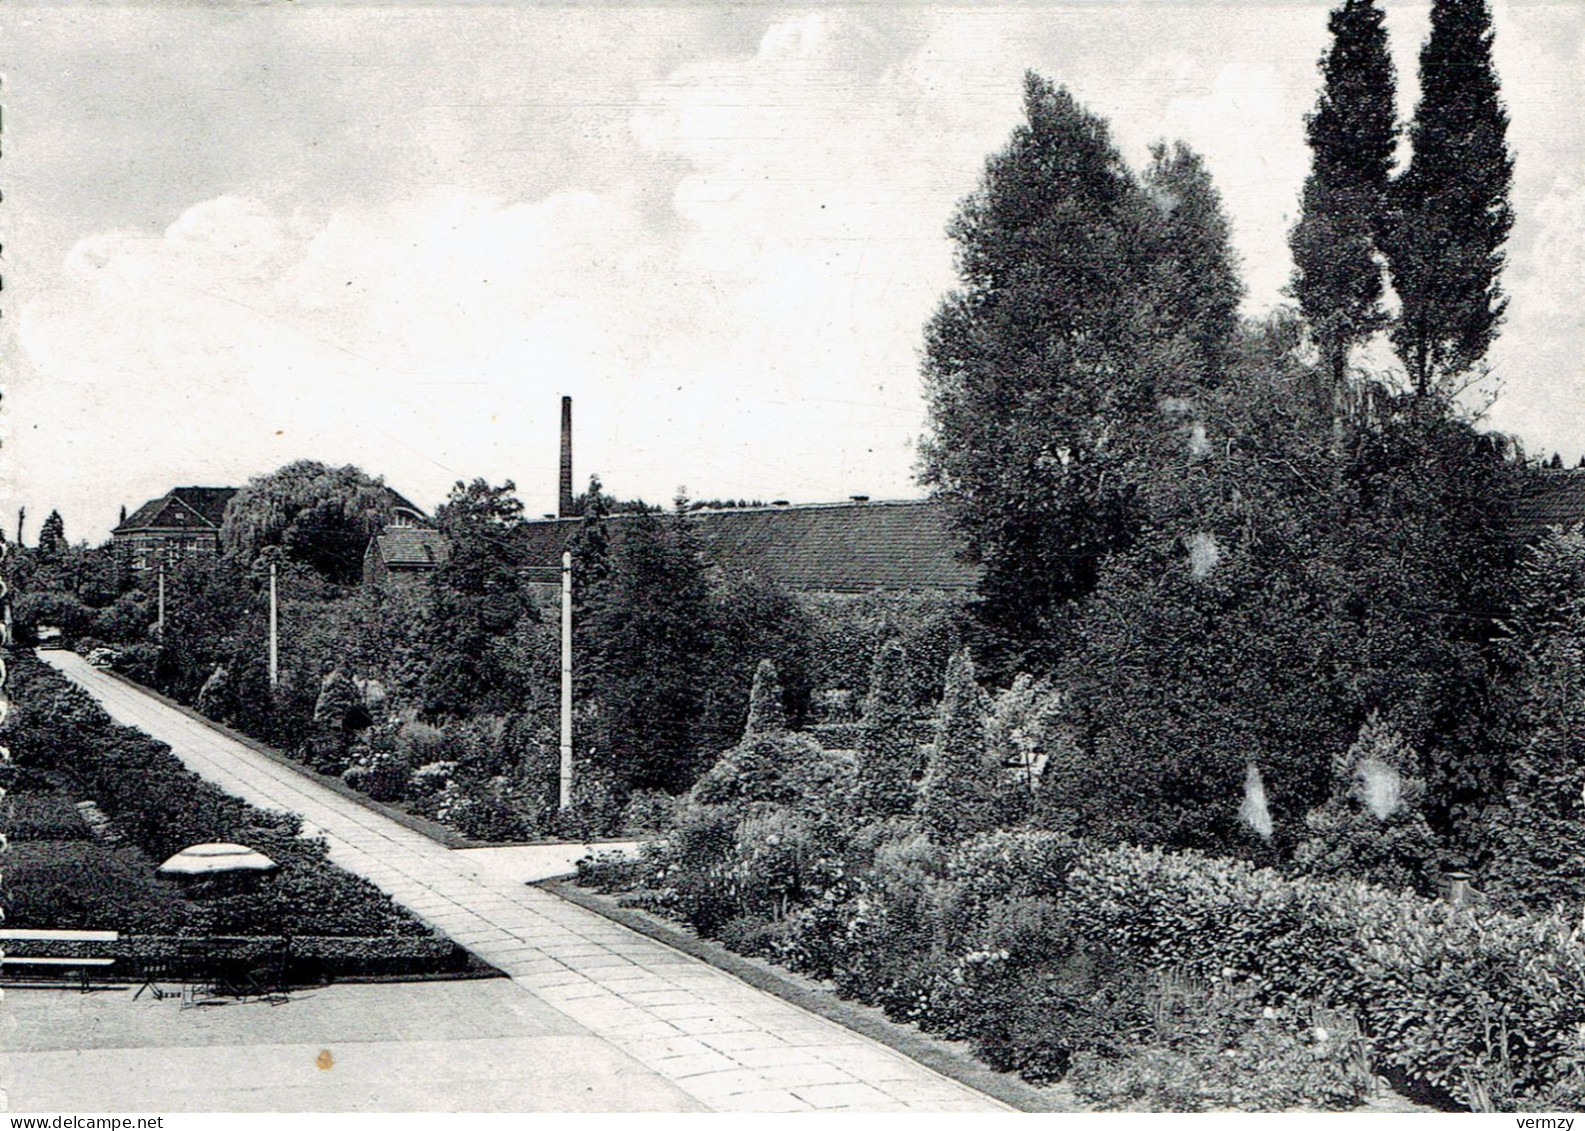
(558, 396, 575, 518)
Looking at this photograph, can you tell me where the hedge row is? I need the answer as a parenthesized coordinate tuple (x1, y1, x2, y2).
(1066, 844, 1585, 1106)
(582, 820, 1585, 1108)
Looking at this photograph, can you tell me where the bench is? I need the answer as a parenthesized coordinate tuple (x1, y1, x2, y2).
(0, 929, 120, 991)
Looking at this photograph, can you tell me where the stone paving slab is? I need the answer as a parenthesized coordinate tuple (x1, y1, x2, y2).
(42, 652, 1009, 1114)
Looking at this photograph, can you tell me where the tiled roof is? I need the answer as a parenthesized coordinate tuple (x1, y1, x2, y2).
(170, 486, 239, 526)
(522, 499, 980, 594)
(373, 525, 450, 569)
(114, 487, 237, 534)
(1506, 470, 1585, 533)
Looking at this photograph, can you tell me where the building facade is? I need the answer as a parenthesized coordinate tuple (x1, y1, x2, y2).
(111, 487, 238, 574)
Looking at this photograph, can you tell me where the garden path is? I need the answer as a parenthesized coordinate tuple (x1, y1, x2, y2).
(41, 652, 1008, 1113)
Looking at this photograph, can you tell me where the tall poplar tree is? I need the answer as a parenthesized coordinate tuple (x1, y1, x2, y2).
(1385, 0, 1513, 396)
(1288, 0, 1397, 390)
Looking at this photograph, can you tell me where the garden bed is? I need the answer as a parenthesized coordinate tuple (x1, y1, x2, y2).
(543, 876, 1067, 1113)
(0, 651, 491, 982)
(572, 817, 1562, 1112)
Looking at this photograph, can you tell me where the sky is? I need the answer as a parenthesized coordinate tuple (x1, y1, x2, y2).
(2, 1, 1581, 543)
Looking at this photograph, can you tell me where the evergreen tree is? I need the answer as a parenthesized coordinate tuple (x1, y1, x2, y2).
(583, 503, 711, 792)
(422, 480, 538, 717)
(920, 649, 1003, 843)
(1288, 0, 1397, 391)
(743, 658, 788, 739)
(1482, 634, 1585, 914)
(313, 667, 361, 729)
(37, 510, 66, 555)
(849, 639, 920, 819)
(1384, 0, 1514, 395)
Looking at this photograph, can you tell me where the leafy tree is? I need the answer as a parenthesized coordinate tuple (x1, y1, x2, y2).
(1288, 0, 1397, 392)
(919, 73, 1239, 645)
(37, 510, 66, 556)
(1292, 712, 1441, 893)
(582, 503, 712, 792)
(743, 658, 788, 739)
(154, 556, 257, 702)
(849, 639, 920, 819)
(1384, 0, 1514, 395)
(920, 649, 1002, 844)
(220, 460, 401, 584)
(1046, 337, 1519, 854)
(1141, 141, 1244, 392)
(421, 480, 538, 717)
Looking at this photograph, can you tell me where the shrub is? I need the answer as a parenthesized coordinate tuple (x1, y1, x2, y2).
(344, 753, 412, 803)
(1067, 977, 1373, 1111)
(944, 900, 1148, 1082)
(743, 658, 789, 738)
(553, 761, 627, 840)
(691, 731, 840, 811)
(849, 640, 922, 819)
(4, 841, 196, 933)
(1065, 843, 1585, 1107)
(622, 789, 680, 834)
(441, 783, 531, 843)
(395, 720, 448, 767)
(1482, 636, 1585, 915)
(1293, 712, 1441, 894)
(716, 913, 790, 957)
(4, 792, 92, 841)
(919, 650, 1003, 844)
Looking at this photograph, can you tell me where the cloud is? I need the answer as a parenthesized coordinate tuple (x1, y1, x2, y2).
(8, 4, 1585, 539)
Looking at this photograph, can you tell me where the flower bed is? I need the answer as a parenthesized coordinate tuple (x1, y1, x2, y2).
(0, 651, 477, 980)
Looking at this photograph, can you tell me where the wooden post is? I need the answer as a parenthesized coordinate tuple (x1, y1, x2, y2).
(559, 550, 574, 809)
(268, 561, 279, 688)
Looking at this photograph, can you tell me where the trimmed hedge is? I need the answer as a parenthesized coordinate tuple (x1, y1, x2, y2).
(582, 818, 1585, 1108)
(0, 652, 454, 970)
(1066, 844, 1585, 1107)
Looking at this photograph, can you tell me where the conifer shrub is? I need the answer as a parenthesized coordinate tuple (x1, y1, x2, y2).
(919, 650, 1004, 844)
(849, 640, 922, 819)
(743, 658, 789, 737)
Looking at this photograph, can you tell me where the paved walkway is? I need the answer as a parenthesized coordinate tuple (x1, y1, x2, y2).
(40, 652, 1008, 1113)
(4, 979, 702, 1112)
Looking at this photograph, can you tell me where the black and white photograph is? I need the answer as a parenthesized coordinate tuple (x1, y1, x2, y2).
(0, 0, 1581, 1119)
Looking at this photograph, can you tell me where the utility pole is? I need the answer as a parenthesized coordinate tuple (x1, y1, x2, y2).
(155, 559, 166, 635)
(15, 506, 23, 547)
(268, 561, 279, 688)
(559, 549, 574, 809)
